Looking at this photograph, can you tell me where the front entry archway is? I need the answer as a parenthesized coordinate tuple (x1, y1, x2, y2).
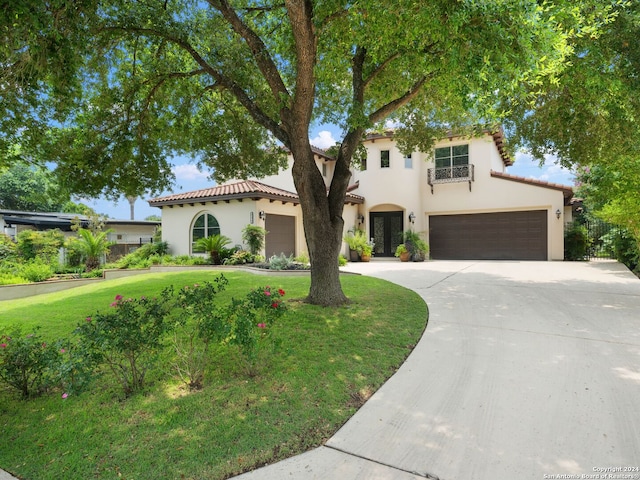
(370, 211, 404, 257)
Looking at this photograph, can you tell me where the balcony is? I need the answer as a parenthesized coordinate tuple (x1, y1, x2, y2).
(427, 164, 475, 193)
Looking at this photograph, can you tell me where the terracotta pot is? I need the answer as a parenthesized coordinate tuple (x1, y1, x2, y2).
(360, 253, 371, 262)
(399, 251, 410, 262)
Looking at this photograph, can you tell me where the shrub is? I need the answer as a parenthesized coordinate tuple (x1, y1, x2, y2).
(172, 276, 229, 389)
(16, 229, 64, 263)
(223, 249, 255, 265)
(0, 273, 29, 285)
(294, 251, 310, 267)
(242, 224, 267, 255)
(223, 286, 287, 370)
(338, 254, 348, 266)
(0, 234, 17, 261)
(268, 253, 294, 270)
(19, 259, 54, 282)
(195, 234, 232, 265)
(75, 289, 176, 396)
(564, 222, 591, 261)
(0, 327, 61, 398)
(602, 228, 639, 272)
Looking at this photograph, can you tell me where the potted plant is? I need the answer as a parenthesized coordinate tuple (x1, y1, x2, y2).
(403, 230, 429, 262)
(395, 244, 410, 262)
(343, 229, 367, 262)
(360, 242, 373, 262)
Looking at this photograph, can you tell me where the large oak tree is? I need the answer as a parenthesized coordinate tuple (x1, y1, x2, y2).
(0, 0, 620, 304)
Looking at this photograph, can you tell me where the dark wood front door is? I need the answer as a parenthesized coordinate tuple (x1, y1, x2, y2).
(370, 211, 404, 257)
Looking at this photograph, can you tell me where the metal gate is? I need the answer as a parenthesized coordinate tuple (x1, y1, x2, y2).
(585, 219, 615, 260)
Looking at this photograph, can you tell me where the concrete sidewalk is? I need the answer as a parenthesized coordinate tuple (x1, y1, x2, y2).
(234, 261, 640, 480)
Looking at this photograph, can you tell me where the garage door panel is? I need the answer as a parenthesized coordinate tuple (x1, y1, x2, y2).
(265, 214, 295, 258)
(429, 211, 547, 260)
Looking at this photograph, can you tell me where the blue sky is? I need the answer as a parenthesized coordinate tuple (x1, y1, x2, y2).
(85, 125, 575, 220)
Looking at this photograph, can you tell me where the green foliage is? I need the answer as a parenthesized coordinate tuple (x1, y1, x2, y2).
(403, 231, 429, 261)
(344, 229, 368, 254)
(602, 228, 640, 273)
(75, 290, 176, 397)
(0, 234, 17, 261)
(268, 253, 294, 271)
(223, 249, 256, 266)
(241, 224, 267, 255)
(75, 228, 114, 271)
(195, 234, 232, 265)
(0, 273, 29, 285)
(16, 229, 64, 263)
(0, 327, 61, 398)
(0, 162, 69, 211)
(394, 244, 408, 257)
(172, 276, 230, 390)
(19, 259, 55, 282)
(338, 254, 348, 267)
(222, 286, 287, 369)
(295, 251, 311, 268)
(564, 222, 592, 261)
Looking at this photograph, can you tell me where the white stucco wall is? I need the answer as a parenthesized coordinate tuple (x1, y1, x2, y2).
(160, 201, 255, 256)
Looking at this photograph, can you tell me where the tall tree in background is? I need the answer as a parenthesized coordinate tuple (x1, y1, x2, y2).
(0, 162, 68, 211)
(0, 1, 622, 304)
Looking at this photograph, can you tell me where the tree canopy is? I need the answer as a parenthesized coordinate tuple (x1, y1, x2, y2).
(0, 162, 68, 211)
(0, 0, 628, 304)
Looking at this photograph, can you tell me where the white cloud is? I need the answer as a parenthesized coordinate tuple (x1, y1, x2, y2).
(509, 150, 575, 186)
(172, 164, 210, 181)
(310, 130, 337, 149)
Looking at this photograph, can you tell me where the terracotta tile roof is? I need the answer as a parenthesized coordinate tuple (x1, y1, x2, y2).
(490, 170, 574, 204)
(148, 180, 364, 206)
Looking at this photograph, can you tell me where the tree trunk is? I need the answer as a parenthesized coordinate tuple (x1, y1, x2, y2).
(291, 141, 349, 306)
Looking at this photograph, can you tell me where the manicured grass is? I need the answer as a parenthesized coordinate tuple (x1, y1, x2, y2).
(0, 270, 427, 479)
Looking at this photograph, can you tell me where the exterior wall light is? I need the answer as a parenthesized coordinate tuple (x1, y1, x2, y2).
(409, 212, 416, 224)
(259, 210, 266, 220)
(357, 214, 365, 224)
(555, 209, 561, 219)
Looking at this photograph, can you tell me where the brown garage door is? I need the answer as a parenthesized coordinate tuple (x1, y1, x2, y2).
(265, 214, 296, 258)
(429, 211, 547, 260)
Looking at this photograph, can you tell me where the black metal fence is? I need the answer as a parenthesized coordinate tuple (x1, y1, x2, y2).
(584, 218, 616, 260)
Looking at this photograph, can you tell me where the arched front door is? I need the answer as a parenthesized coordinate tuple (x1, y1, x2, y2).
(370, 211, 403, 257)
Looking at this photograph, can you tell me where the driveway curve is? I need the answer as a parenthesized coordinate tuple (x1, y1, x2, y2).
(236, 260, 640, 480)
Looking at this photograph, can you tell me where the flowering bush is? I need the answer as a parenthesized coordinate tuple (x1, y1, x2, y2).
(75, 288, 175, 396)
(0, 328, 61, 398)
(224, 286, 287, 369)
(172, 276, 229, 389)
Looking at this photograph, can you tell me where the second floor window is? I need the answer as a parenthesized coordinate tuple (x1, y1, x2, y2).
(381, 150, 390, 168)
(435, 144, 469, 169)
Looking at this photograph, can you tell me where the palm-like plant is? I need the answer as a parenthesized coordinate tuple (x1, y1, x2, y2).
(195, 234, 232, 265)
(76, 228, 114, 271)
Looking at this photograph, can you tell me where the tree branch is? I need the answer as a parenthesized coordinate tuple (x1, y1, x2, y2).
(368, 75, 431, 124)
(206, 0, 290, 104)
(363, 52, 400, 89)
(102, 25, 288, 144)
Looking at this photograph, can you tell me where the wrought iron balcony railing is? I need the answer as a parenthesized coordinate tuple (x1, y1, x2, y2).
(427, 164, 474, 193)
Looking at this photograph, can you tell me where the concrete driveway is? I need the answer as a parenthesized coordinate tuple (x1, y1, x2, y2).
(236, 260, 640, 480)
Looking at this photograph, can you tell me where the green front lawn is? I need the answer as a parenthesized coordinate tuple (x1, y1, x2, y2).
(0, 271, 427, 480)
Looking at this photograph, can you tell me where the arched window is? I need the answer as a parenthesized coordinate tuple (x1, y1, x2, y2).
(191, 213, 221, 252)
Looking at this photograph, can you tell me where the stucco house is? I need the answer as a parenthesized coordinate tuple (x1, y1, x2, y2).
(148, 130, 573, 261)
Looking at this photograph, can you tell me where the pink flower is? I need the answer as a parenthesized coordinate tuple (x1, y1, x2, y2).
(257, 323, 266, 329)
(110, 301, 118, 307)
(86, 316, 92, 322)
(278, 289, 285, 296)
(62, 393, 68, 399)
(0, 343, 6, 349)
(115, 294, 123, 301)
(60, 348, 66, 354)
(264, 291, 271, 296)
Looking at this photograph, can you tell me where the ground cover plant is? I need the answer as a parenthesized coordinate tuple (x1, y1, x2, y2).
(0, 271, 427, 479)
